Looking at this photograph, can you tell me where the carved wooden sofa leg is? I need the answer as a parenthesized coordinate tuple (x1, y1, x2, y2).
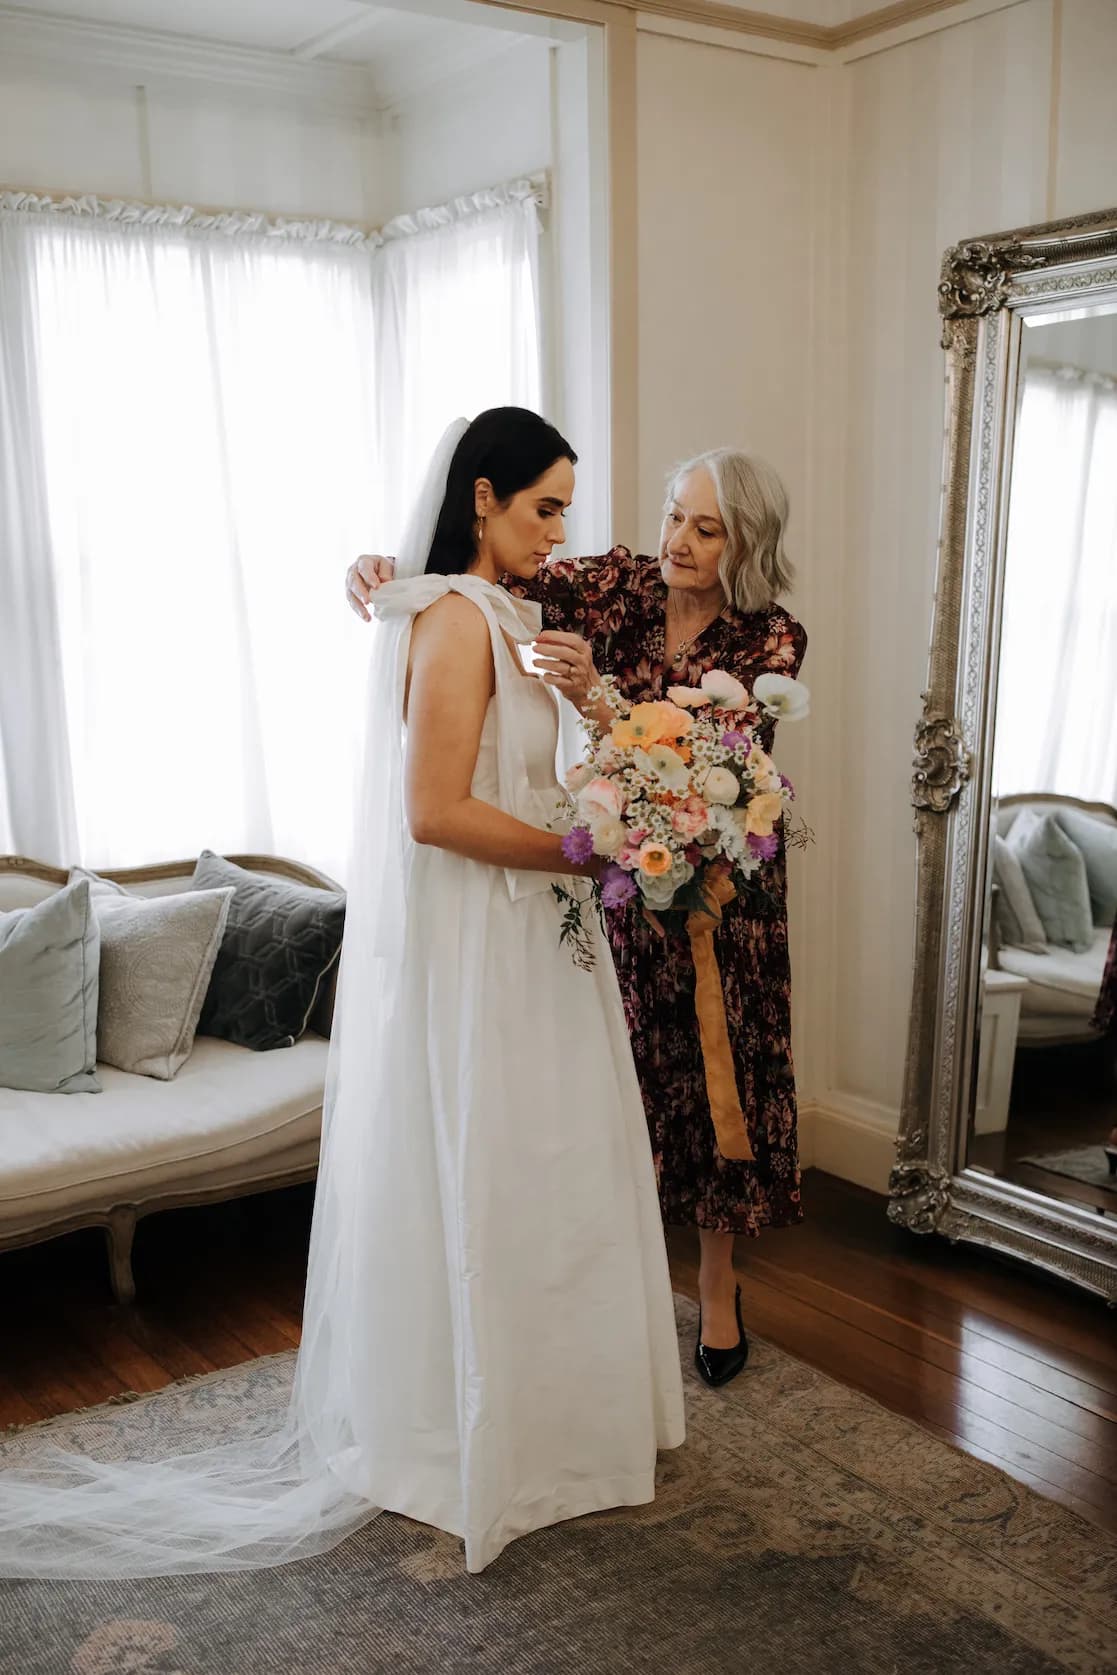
(104, 1206, 138, 1304)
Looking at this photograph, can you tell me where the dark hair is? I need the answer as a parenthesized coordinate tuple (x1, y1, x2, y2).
(425, 406, 577, 576)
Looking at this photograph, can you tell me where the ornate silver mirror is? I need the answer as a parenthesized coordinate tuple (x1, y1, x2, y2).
(891, 207, 1117, 1304)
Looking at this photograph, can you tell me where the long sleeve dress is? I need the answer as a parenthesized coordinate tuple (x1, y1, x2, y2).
(511, 547, 807, 1237)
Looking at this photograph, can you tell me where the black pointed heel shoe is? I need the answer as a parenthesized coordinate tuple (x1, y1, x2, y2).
(695, 1284, 749, 1388)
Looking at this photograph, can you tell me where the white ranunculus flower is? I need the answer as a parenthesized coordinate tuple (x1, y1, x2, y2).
(700, 766, 740, 805)
(589, 815, 628, 857)
(700, 669, 749, 709)
(752, 673, 810, 721)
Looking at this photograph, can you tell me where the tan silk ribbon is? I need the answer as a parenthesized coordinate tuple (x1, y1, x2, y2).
(686, 874, 754, 1162)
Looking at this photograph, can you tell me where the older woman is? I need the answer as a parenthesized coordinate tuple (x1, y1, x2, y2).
(347, 448, 807, 1388)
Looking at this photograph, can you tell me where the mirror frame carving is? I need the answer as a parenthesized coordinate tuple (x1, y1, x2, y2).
(890, 205, 1117, 1305)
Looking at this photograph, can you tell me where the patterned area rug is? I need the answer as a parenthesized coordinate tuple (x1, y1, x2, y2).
(2, 1297, 1114, 1675)
(1018, 1146, 1117, 1193)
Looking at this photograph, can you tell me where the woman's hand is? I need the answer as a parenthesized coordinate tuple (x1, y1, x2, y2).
(533, 630, 609, 723)
(346, 555, 395, 622)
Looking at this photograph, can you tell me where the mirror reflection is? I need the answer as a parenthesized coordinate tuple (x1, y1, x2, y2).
(971, 305, 1117, 1213)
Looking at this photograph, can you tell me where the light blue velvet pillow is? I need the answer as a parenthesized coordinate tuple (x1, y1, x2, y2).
(0, 878, 101, 1093)
(1006, 810, 1093, 954)
(1054, 808, 1117, 928)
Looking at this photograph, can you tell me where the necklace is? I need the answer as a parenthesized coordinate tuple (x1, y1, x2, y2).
(667, 590, 729, 667)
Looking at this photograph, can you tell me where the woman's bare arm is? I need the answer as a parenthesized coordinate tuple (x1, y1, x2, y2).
(405, 594, 595, 876)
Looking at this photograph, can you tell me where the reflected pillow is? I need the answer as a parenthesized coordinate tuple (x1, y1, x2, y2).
(991, 835, 1047, 954)
(0, 878, 101, 1093)
(69, 869, 234, 1080)
(191, 852, 345, 1051)
(1006, 810, 1093, 954)
(1053, 808, 1117, 928)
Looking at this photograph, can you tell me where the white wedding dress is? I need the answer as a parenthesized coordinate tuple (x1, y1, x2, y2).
(323, 570, 685, 1570)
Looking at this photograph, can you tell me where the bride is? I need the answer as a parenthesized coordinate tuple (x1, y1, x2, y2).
(0, 407, 685, 1580)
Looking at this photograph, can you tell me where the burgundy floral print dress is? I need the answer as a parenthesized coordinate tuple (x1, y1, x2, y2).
(1094, 920, 1117, 1035)
(511, 548, 807, 1236)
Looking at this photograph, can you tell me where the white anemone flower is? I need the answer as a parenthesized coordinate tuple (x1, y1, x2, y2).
(752, 673, 810, 721)
(634, 743, 691, 793)
(700, 669, 749, 709)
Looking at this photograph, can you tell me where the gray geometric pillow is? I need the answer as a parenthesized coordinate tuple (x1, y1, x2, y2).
(191, 851, 345, 1051)
(69, 870, 234, 1080)
(1006, 810, 1093, 954)
(0, 877, 101, 1093)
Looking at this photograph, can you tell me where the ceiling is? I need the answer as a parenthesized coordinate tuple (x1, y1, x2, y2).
(0, 0, 562, 105)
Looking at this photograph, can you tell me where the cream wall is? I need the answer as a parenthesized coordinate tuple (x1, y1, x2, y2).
(0, 38, 555, 226)
(387, 39, 553, 215)
(806, 0, 1117, 1186)
(0, 66, 390, 223)
(634, 29, 823, 1098)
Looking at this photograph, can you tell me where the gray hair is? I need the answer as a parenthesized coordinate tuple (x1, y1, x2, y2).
(667, 448, 794, 614)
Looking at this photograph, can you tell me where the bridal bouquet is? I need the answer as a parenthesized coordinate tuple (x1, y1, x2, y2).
(554, 668, 809, 967)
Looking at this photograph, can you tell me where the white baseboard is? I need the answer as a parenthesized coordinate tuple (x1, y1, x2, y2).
(798, 1093, 899, 1195)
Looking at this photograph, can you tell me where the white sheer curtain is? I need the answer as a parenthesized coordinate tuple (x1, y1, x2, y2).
(0, 186, 542, 879)
(372, 191, 543, 538)
(994, 363, 1117, 802)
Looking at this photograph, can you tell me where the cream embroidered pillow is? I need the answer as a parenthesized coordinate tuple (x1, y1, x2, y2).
(69, 871, 234, 1080)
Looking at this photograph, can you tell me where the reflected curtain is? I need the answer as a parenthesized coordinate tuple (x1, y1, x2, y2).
(994, 363, 1117, 803)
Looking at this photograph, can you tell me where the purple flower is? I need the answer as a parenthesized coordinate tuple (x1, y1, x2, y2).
(600, 863, 639, 909)
(748, 832, 780, 861)
(561, 825, 595, 864)
(721, 730, 747, 751)
(779, 774, 795, 793)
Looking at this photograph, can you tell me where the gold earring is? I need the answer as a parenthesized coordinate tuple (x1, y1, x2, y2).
(476, 515, 486, 546)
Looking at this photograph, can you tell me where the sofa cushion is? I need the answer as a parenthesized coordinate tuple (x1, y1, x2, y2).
(70, 870, 234, 1081)
(1006, 810, 1093, 954)
(1053, 807, 1117, 929)
(991, 835, 1047, 953)
(192, 852, 345, 1051)
(998, 925, 1111, 1017)
(0, 1035, 329, 1209)
(0, 878, 101, 1094)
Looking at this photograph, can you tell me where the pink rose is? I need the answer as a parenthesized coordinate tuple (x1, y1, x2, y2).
(672, 803, 709, 838)
(577, 776, 624, 821)
(564, 762, 595, 794)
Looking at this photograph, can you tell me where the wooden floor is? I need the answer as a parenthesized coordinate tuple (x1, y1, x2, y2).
(2, 1170, 1115, 1535)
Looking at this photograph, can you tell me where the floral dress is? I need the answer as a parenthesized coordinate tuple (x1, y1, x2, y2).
(1094, 919, 1117, 1035)
(511, 548, 808, 1236)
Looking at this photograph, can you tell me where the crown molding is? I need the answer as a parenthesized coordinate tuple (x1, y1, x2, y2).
(0, 5, 378, 113)
(473, 0, 989, 51)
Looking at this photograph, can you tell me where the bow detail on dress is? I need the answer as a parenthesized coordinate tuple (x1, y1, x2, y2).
(372, 573, 542, 646)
